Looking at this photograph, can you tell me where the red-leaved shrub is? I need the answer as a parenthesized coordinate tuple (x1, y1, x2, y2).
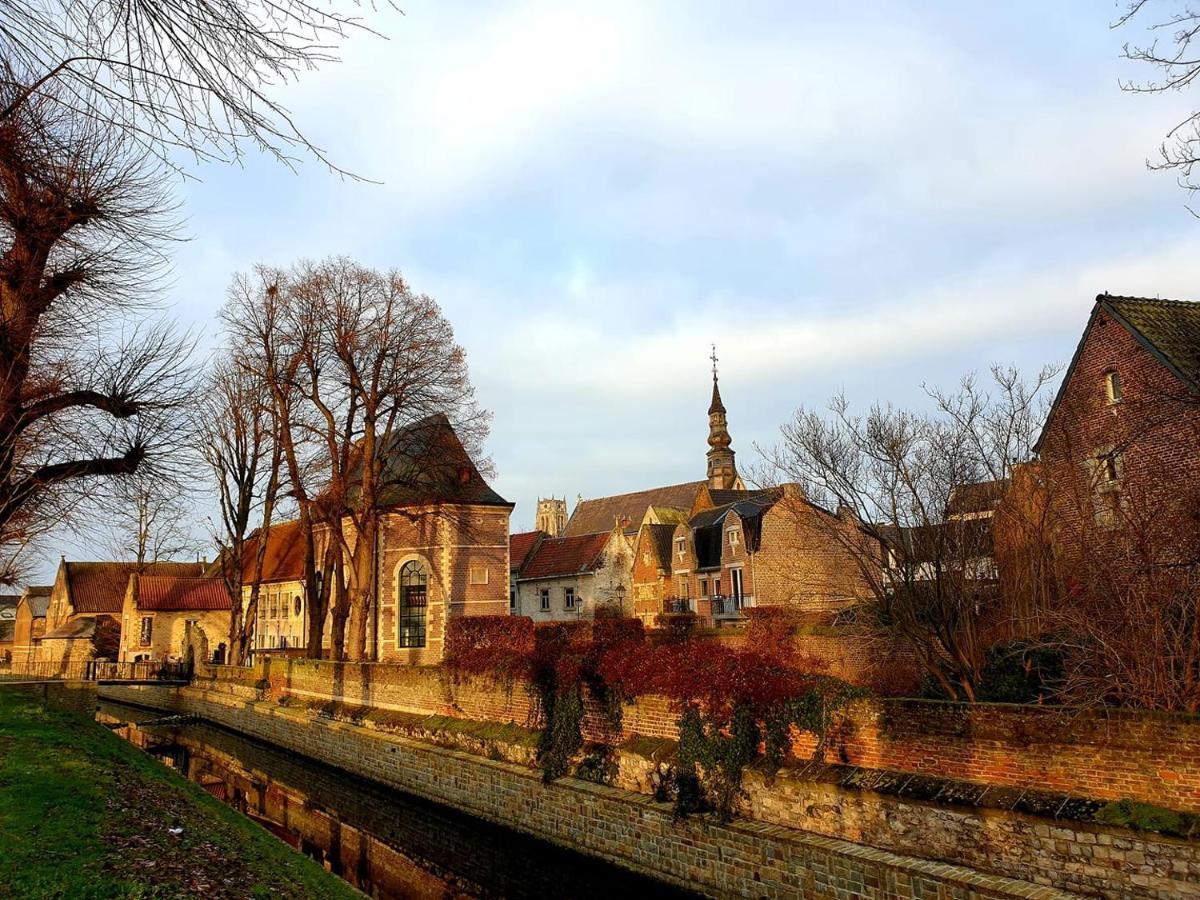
(445, 615, 535, 681)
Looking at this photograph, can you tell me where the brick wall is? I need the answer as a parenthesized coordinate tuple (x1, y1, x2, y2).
(192, 658, 1200, 813)
(103, 683, 1064, 900)
(1036, 304, 1200, 568)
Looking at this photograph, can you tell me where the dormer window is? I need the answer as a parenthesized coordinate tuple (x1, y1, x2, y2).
(727, 528, 740, 549)
(1104, 371, 1123, 404)
(675, 538, 686, 560)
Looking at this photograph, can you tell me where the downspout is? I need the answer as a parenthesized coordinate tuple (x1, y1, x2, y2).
(372, 513, 381, 662)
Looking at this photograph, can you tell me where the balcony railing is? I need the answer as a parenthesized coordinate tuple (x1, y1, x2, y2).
(663, 597, 694, 614)
(710, 594, 755, 618)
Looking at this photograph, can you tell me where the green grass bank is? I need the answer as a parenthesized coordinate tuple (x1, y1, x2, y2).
(0, 689, 360, 899)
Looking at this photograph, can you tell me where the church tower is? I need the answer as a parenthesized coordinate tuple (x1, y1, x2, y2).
(535, 497, 567, 537)
(706, 346, 739, 491)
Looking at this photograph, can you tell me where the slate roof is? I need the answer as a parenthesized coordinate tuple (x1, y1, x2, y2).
(563, 481, 704, 537)
(354, 413, 511, 510)
(509, 530, 545, 574)
(20, 586, 50, 619)
(136, 576, 231, 611)
(946, 480, 1007, 518)
(42, 616, 107, 640)
(639, 523, 678, 573)
(1105, 295, 1200, 389)
(64, 561, 203, 614)
(1037, 294, 1200, 450)
(519, 532, 610, 580)
(240, 520, 306, 584)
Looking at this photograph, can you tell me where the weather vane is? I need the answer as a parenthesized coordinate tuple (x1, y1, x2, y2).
(710, 343, 719, 379)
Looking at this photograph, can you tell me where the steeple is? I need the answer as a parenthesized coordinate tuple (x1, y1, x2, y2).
(706, 345, 738, 490)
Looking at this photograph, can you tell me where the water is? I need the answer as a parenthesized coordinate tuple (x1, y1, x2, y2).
(98, 701, 699, 900)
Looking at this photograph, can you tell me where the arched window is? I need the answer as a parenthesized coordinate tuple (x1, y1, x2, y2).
(1105, 370, 1122, 404)
(398, 560, 428, 648)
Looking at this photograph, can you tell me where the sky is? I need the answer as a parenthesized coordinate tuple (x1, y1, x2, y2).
(39, 0, 1200, 575)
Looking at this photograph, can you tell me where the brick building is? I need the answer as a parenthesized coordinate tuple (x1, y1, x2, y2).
(9, 584, 48, 670)
(1033, 294, 1200, 572)
(240, 519, 312, 654)
(25, 560, 202, 674)
(118, 575, 231, 663)
(513, 525, 633, 620)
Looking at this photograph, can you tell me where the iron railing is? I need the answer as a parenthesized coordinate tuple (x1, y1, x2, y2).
(710, 594, 754, 617)
(4, 659, 192, 682)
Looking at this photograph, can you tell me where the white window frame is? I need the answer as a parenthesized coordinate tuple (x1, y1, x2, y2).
(540, 589, 550, 611)
(564, 587, 576, 609)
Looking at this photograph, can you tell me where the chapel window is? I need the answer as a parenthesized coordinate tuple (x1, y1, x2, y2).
(398, 560, 428, 649)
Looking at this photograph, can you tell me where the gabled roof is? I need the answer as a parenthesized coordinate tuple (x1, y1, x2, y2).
(241, 520, 306, 584)
(136, 576, 231, 611)
(1037, 294, 1200, 451)
(688, 492, 778, 530)
(357, 413, 511, 510)
(509, 530, 546, 574)
(563, 481, 704, 537)
(638, 523, 678, 573)
(519, 532, 611, 580)
(20, 585, 50, 619)
(64, 561, 204, 614)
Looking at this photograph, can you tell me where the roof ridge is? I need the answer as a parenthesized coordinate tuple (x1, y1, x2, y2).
(1100, 293, 1200, 307)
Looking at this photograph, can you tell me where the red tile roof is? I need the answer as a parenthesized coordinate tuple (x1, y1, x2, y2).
(241, 520, 306, 584)
(519, 532, 610, 580)
(65, 561, 204, 614)
(509, 530, 545, 573)
(137, 576, 231, 611)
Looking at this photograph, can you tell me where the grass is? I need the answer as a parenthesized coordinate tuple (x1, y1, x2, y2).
(1094, 799, 1198, 839)
(0, 689, 362, 899)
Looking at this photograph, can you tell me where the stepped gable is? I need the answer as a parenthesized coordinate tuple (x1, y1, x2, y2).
(563, 481, 704, 537)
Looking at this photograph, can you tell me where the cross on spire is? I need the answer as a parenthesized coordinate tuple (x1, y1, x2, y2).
(710, 343, 719, 380)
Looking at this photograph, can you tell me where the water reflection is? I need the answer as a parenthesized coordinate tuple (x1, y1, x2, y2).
(98, 701, 698, 900)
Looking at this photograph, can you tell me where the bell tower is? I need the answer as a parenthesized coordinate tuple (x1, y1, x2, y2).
(706, 345, 739, 491)
(535, 497, 567, 537)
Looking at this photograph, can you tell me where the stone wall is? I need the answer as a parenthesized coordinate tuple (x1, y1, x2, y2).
(1, 678, 97, 715)
(207, 657, 1200, 814)
(101, 682, 1067, 900)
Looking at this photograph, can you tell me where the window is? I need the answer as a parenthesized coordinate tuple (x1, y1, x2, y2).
(469, 566, 489, 585)
(565, 587, 575, 609)
(713, 577, 721, 597)
(510, 587, 517, 610)
(139, 616, 153, 647)
(1096, 490, 1123, 528)
(398, 560, 428, 649)
(728, 528, 740, 549)
(1095, 448, 1122, 485)
(699, 578, 708, 598)
(294, 596, 302, 617)
(1105, 370, 1123, 404)
(540, 589, 550, 611)
(730, 568, 744, 601)
(676, 538, 686, 560)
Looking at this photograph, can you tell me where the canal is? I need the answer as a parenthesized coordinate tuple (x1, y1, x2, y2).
(98, 700, 700, 899)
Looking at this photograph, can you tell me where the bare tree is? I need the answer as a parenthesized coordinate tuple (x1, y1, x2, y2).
(105, 483, 200, 564)
(762, 365, 1058, 701)
(0, 77, 196, 584)
(221, 258, 490, 661)
(198, 358, 282, 665)
(0, 1, 385, 172)
(1116, 1, 1200, 200)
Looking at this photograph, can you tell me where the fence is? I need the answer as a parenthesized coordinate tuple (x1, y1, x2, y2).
(6, 659, 191, 682)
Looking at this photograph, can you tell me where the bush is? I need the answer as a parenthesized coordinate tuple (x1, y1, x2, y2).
(744, 606, 800, 659)
(445, 616, 535, 683)
(654, 612, 697, 642)
(976, 639, 1064, 704)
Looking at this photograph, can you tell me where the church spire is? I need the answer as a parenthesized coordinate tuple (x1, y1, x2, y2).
(706, 345, 738, 490)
